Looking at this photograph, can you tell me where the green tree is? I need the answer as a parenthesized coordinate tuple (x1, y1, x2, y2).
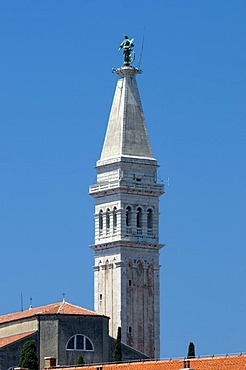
(187, 341, 195, 358)
(19, 340, 38, 370)
(77, 354, 85, 365)
(113, 327, 122, 362)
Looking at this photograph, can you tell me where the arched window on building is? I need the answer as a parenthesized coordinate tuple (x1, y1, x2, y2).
(66, 334, 94, 351)
(113, 207, 117, 232)
(147, 208, 153, 236)
(106, 208, 110, 233)
(136, 207, 143, 235)
(126, 206, 132, 234)
(99, 210, 103, 234)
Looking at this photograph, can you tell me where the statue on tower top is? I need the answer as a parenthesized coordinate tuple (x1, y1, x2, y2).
(118, 35, 135, 66)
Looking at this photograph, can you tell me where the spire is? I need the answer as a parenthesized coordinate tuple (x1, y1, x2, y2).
(90, 37, 164, 359)
(99, 66, 154, 162)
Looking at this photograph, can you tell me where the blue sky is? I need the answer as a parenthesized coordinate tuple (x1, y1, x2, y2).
(0, 0, 245, 360)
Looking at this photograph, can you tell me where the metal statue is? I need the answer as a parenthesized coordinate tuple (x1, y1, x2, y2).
(118, 35, 135, 66)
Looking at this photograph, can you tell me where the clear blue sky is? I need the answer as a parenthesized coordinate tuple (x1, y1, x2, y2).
(0, 0, 245, 360)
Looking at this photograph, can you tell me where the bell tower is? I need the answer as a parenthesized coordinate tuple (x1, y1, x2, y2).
(89, 39, 164, 359)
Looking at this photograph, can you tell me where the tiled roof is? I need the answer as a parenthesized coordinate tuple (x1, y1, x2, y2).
(52, 354, 246, 370)
(0, 331, 37, 348)
(0, 301, 103, 325)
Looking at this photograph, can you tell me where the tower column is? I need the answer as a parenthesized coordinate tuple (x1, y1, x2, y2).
(90, 61, 164, 358)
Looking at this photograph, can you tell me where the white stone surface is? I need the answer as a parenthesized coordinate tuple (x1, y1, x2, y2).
(0, 318, 38, 338)
(100, 67, 153, 161)
(90, 66, 164, 359)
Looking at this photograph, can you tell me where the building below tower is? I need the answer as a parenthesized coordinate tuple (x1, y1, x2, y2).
(0, 301, 148, 370)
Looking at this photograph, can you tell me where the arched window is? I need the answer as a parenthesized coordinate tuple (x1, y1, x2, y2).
(113, 207, 117, 231)
(126, 206, 132, 235)
(136, 207, 142, 235)
(66, 334, 94, 351)
(99, 210, 103, 233)
(106, 208, 110, 231)
(126, 206, 131, 226)
(147, 208, 153, 235)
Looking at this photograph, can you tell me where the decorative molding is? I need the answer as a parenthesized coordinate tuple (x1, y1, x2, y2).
(90, 240, 165, 251)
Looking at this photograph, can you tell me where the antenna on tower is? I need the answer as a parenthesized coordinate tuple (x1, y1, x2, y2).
(137, 27, 145, 70)
(20, 292, 23, 312)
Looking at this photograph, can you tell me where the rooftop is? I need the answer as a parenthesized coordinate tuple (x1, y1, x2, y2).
(99, 66, 154, 163)
(0, 301, 104, 325)
(47, 354, 246, 370)
(0, 331, 37, 348)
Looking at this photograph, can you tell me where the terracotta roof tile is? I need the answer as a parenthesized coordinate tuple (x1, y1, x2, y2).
(53, 355, 246, 370)
(0, 301, 104, 325)
(0, 331, 37, 348)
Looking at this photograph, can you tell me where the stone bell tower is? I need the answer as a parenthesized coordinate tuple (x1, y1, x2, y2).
(89, 37, 164, 359)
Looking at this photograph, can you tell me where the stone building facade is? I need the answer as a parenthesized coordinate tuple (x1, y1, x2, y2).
(90, 66, 164, 359)
(0, 302, 110, 370)
(0, 301, 147, 370)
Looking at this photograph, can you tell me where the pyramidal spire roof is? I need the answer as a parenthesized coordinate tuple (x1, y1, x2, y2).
(99, 66, 154, 163)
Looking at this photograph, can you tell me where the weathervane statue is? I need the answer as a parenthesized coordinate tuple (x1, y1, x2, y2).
(118, 35, 135, 66)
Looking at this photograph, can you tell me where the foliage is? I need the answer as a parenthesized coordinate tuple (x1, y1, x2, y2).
(77, 354, 85, 365)
(187, 341, 195, 358)
(19, 340, 38, 370)
(113, 327, 122, 362)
